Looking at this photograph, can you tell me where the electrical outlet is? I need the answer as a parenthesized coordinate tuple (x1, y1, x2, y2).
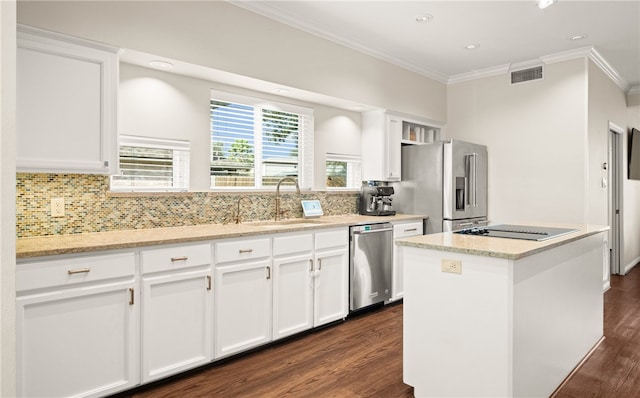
(441, 259, 462, 274)
(51, 197, 65, 217)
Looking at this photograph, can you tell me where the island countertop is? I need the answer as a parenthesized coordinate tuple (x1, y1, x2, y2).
(395, 223, 609, 260)
(17, 213, 425, 259)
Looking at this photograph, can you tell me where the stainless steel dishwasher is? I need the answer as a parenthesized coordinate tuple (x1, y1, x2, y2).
(349, 222, 393, 311)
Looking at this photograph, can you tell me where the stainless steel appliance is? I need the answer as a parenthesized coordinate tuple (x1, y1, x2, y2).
(359, 183, 396, 216)
(349, 222, 393, 311)
(455, 224, 578, 241)
(393, 139, 488, 234)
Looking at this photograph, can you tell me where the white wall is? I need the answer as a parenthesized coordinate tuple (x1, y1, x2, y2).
(119, 63, 362, 191)
(446, 59, 588, 225)
(17, 0, 447, 123)
(0, 1, 16, 396)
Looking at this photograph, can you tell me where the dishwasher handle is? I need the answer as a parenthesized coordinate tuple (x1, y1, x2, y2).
(352, 227, 393, 235)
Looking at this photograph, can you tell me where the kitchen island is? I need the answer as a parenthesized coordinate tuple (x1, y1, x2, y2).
(396, 224, 608, 398)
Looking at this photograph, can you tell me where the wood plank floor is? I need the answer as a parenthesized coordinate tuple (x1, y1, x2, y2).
(117, 265, 640, 398)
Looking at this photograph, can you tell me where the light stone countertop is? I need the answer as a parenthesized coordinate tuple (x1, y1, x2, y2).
(17, 214, 425, 259)
(395, 223, 609, 260)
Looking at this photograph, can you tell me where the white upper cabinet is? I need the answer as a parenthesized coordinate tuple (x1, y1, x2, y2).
(362, 110, 402, 181)
(16, 25, 119, 174)
(362, 110, 442, 182)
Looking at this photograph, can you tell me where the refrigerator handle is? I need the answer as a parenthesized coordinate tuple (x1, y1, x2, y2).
(466, 153, 478, 207)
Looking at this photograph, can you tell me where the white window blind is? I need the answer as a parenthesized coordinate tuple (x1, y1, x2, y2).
(210, 90, 313, 189)
(110, 135, 190, 192)
(326, 153, 361, 189)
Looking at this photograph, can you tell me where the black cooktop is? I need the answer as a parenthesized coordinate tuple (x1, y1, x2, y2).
(454, 224, 578, 241)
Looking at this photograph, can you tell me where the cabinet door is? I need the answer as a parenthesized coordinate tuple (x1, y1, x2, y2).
(214, 260, 272, 358)
(16, 281, 137, 398)
(16, 27, 117, 174)
(314, 248, 349, 327)
(141, 269, 213, 383)
(392, 221, 424, 301)
(273, 254, 314, 340)
(385, 115, 402, 181)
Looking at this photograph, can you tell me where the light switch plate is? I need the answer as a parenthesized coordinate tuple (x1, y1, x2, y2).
(441, 259, 462, 274)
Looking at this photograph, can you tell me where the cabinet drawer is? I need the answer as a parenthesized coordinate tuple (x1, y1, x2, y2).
(393, 221, 424, 238)
(273, 233, 313, 256)
(315, 228, 348, 251)
(215, 237, 271, 264)
(141, 243, 212, 274)
(17, 252, 135, 292)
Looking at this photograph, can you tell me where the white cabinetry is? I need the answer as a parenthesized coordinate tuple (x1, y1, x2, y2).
(16, 25, 118, 174)
(271, 228, 349, 340)
(391, 220, 424, 301)
(214, 237, 272, 358)
(140, 243, 213, 383)
(362, 110, 402, 181)
(313, 228, 349, 325)
(16, 252, 138, 398)
(362, 110, 442, 181)
(272, 233, 314, 340)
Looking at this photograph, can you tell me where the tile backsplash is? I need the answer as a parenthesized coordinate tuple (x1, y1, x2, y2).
(16, 174, 359, 238)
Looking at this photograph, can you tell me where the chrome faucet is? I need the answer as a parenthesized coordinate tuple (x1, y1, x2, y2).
(234, 196, 253, 224)
(275, 177, 300, 221)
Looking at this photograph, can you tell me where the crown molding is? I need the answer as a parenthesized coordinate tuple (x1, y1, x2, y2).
(629, 86, 640, 95)
(447, 64, 511, 84)
(229, 0, 449, 84)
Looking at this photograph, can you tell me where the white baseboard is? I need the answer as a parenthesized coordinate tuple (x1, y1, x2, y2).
(624, 257, 640, 274)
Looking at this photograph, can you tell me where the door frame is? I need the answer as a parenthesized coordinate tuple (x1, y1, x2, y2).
(608, 121, 624, 275)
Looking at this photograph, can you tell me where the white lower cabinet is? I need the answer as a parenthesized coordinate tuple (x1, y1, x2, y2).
(272, 228, 349, 340)
(392, 220, 424, 301)
(214, 237, 272, 359)
(16, 252, 138, 398)
(140, 243, 213, 383)
(313, 248, 349, 325)
(272, 233, 314, 340)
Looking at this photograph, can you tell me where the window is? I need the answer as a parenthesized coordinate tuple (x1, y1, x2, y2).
(210, 91, 313, 189)
(110, 135, 190, 192)
(326, 153, 362, 189)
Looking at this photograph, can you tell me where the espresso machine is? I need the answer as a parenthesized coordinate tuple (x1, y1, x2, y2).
(359, 182, 396, 216)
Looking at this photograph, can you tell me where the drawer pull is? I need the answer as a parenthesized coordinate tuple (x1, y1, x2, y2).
(207, 275, 212, 291)
(171, 256, 188, 262)
(129, 288, 135, 305)
(239, 248, 253, 254)
(67, 267, 91, 275)
(266, 266, 271, 280)
(318, 259, 322, 271)
(309, 259, 313, 271)
(404, 228, 418, 233)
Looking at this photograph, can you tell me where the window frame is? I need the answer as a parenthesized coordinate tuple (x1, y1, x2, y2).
(325, 152, 362, 190)
(210, 90, 314, 191)
(110, 135, 190, 192)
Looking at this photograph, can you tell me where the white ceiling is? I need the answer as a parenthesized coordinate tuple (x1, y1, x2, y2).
(230, 0, 640, 91)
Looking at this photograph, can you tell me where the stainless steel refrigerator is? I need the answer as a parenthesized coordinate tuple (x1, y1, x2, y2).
(393, 140, 488, 234)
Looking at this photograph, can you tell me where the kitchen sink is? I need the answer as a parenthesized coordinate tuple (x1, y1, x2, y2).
(252, 219, 328, 228)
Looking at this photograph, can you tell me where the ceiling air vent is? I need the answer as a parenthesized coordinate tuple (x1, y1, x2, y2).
(510, 66, 543, 84)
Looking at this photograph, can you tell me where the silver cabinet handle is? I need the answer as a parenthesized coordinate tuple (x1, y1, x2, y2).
(309, 259, 313, 271)
(266, 266, 271, 280)
(68, 267, 90, 275)
(404, 228, 418, 232)
(207, 275, 212, 291)
(318, 259, 322, 271)
(129, 288, 135, 305)
(171, 256, 188, 262)
(239, 248, 253, 254)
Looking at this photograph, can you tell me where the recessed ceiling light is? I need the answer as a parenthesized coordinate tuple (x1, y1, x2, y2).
(415, 14, 433, 23)
(537, 0, 556, 9)
(570, 34, 587, 41)
(464, 44, 480, 50)
(148, 60, 173, 69)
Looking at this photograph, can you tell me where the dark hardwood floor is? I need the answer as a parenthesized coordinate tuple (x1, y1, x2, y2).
(118, 265, 640, 398)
